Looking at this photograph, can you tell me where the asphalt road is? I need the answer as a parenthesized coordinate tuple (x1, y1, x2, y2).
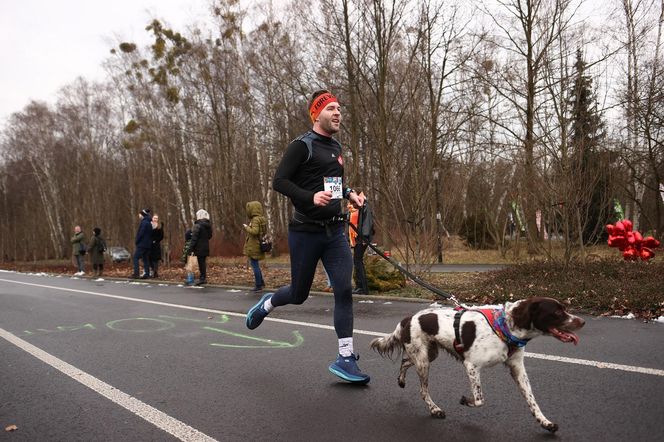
(1, 271, 663, 441)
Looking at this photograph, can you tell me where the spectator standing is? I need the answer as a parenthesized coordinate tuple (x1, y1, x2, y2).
(150, 214, 164, 279)
(189, 209, 212, 285)
(323, 266, 333, 292)
(70, 225, 86, 276)
(132, 208, 152, 279)
(348, 197, 369, 295)
(242, 201, 267, 292)
(182, 228, 194, 285)
(88, 227, 106, 277)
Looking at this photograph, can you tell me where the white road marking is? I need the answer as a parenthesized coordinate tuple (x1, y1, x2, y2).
(0, 327, 217, 442)
(1, 277, 663, 378)
(525, 352, 664, 376)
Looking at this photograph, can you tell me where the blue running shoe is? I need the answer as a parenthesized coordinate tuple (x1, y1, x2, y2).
(246, 293, 273, 330)
(328, 353, 370, 384)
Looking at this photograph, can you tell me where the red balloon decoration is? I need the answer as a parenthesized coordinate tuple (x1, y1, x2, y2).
(606, 220, 660, 261)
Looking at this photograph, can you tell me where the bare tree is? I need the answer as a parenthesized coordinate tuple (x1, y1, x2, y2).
(1, 0, 661, 264)
(616, 0, 664, 232)
(482, 0, 579, 252)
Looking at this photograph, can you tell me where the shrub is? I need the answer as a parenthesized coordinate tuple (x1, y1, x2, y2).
(364, 256, 406, 292)
(459, 258, 664, 318)
(460, 213, 495, 249)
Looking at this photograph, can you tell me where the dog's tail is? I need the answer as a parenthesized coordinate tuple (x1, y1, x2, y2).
(370, 321, 405, 360)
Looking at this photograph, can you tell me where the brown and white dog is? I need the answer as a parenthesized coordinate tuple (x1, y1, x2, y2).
(370, 297, 585, 432)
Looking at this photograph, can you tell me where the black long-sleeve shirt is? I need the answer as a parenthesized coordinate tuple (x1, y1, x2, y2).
(273, 131, 347, 231)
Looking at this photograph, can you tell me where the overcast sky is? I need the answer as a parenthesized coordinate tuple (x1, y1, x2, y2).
(0, 0, 211, 126)
(0, 1, 620, 128)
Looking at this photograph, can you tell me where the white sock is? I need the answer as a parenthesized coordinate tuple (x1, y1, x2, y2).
(339, 337, 354, 357)
(263, 298, 274, 312)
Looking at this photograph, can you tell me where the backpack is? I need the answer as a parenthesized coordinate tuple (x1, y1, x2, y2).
(260, 234, 273, 253)
(295, 131, 342, 163)
(258, 222, 272, 253)
(98, 237, 107, 253)
(358, 202, 375, 244)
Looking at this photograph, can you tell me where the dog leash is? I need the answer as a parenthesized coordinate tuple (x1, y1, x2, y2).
(347, 206, 461, 307)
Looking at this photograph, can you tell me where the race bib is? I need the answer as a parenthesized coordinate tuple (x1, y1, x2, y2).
(324, 177, 343, 199)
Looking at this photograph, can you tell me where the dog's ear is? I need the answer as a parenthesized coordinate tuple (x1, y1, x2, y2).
(511, 299, 533, 330)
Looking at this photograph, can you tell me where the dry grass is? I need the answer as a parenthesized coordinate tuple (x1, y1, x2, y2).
(370, 235, 617, 265)
(454, 239, 614, 264)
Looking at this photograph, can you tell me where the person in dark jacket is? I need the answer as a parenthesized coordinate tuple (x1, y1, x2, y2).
(149, 214, 164, 279)
(348, 197, 369, 295)
(242, 201, 267, 292)
(132, 208, 152, 279)
(189, 209, 212, 285)
(88, 227, 106, 277)
(182, 228, 194, 285)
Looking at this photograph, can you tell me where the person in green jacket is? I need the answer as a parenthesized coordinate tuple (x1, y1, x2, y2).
(242, 201, 267, 292)
(70, 225, 86, 276)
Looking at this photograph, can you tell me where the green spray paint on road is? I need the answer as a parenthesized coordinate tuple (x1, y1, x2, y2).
(205, 327, 304, 349)
(20, 314, 303, 350)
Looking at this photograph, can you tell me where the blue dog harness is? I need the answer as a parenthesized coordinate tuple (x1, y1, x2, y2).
(453, 307, 530, 357)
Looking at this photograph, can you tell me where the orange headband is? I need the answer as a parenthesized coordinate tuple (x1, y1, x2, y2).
(309, 93, 338, 123)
